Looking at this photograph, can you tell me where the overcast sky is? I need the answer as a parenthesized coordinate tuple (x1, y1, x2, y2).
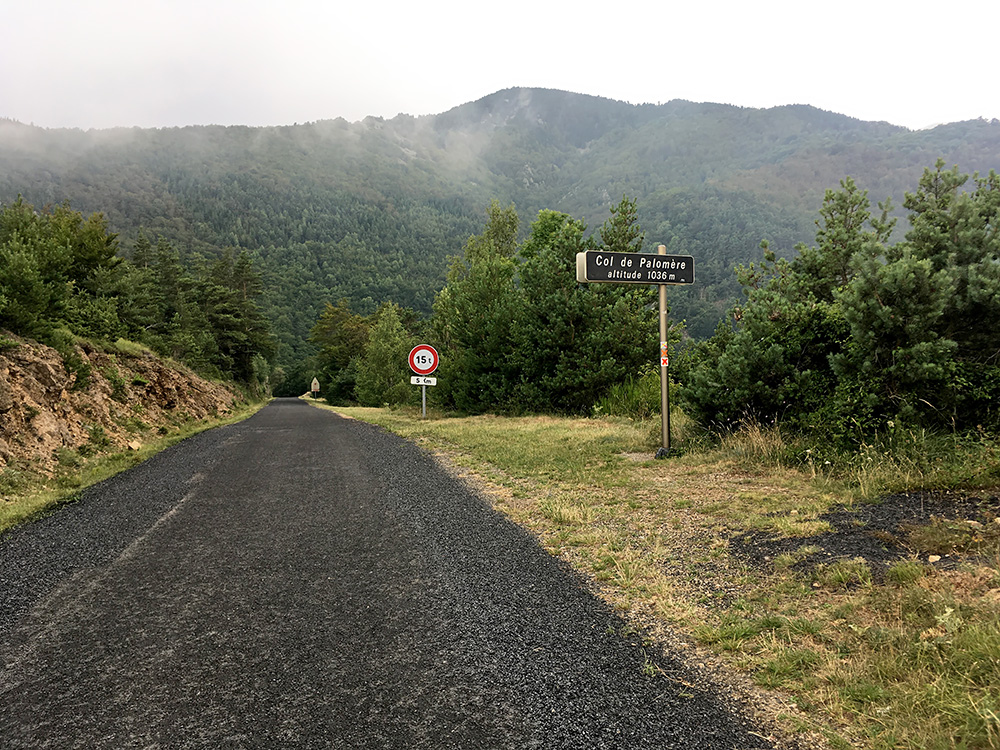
(3, 0, 997, 131)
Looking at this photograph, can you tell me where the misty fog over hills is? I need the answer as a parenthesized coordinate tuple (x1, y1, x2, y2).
(2, 87, 999, 360)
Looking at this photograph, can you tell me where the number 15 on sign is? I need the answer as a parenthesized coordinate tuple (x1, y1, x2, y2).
(408, 345, 439, 376)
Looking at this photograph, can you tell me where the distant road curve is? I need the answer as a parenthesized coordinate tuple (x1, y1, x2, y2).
(0, 398, 774, 749)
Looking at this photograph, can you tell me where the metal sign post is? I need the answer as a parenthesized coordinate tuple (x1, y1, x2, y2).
(657, 245, 671, 459)
(575, 245, 695, 459)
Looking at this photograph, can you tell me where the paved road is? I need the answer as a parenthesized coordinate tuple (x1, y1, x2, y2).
(0, 399, 774, 749)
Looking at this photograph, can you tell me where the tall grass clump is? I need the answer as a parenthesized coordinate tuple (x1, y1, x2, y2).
(707, 417, 1000, 499)
(594, 369, 707, 453)
(844, 426, 1000, 499)
(593, 368, 662, 420)
(715, 419, 806, 471)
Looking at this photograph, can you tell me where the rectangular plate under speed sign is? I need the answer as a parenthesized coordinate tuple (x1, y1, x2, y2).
(410, 376, 437, 386)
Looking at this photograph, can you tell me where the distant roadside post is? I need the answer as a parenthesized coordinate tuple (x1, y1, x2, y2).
(576, 245, 695, 458)
(408, 344, 439, 419)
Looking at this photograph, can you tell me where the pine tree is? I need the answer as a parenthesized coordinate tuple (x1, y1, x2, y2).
(681, 163, 1000, 438)
(131, 228, 154, 268)
(599, 195, 645, 254)
(310, 299, 369, 403)
(833, 162, 1000, 428)
(354, 303, 412, 406)
(514, 208, 655, 413)
(793, 177, 894, 302)
(431, 201, 520, 412)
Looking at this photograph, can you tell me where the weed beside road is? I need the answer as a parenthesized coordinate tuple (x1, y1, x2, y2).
(327, 404, 1000, 750)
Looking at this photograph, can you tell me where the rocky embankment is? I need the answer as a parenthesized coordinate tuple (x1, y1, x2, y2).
(0, 332, 243, 475)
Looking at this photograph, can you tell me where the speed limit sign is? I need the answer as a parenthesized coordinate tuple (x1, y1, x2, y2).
(408, 344, 439, 376)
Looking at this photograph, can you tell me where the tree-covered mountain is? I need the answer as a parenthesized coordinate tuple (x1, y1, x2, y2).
(2, 88, 998, 364)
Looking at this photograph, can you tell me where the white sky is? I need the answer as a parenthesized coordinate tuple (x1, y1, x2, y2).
(2, 0, 997, 131)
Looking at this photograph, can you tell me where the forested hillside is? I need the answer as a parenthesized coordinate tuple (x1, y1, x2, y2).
(0, 199, 274, 391)
(3, 87, 999, 367)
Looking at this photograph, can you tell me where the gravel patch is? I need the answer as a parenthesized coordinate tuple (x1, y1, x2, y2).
(730, 491, 1000, 579)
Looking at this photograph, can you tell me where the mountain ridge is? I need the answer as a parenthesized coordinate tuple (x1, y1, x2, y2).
(2, 87, 998, 359)
(9, 86, 985, 133)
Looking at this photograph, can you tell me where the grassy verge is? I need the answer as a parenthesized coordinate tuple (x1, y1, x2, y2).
(323, 404, 1000, 750)
(0, 400, 268, 534)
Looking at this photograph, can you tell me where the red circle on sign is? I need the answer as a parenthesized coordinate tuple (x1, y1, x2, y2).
(408, 344, 439, 375)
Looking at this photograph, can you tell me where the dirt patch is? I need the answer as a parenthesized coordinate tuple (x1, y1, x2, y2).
(0, 332, 243, 477)
(730, 491, 1000, 579)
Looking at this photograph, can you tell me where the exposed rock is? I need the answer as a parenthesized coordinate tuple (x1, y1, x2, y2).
(0, 331, 245, 474)
(0, 364, 12, 412)
(23, 360, 68, 392)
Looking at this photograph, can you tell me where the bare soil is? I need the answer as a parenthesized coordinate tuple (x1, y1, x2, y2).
(730, 491, 1000, 579)
(0, 332, 241, 477)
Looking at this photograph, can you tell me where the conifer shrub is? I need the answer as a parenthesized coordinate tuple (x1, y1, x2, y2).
(679, 163, 1000, 446)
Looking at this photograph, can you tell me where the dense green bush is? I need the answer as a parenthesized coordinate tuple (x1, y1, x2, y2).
(680, 163, 1000, 443)
(593, 366, 662, 420)
(430, 198, 657, 415)
(354, 303, 414, 407)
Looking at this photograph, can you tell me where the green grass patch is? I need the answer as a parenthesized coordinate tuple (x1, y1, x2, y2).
(713, 419, 1000, 500)
(332, 407, 653, 485)
(885, 560, 926, 586)
(755, 646, 823, 688)
(539, 498, 594, 526)
(111, 338, 156, 357)
(830, 594, 1000, 749)
(903, 515, 1000, 559)
(813, 558, 873, 589)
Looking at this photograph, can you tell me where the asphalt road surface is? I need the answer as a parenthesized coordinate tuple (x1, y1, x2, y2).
(0, 399, 775, 749)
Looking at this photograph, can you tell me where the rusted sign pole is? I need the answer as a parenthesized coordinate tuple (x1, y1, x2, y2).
(575, 245, 694, 459)
(656, 244, 671, 458)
